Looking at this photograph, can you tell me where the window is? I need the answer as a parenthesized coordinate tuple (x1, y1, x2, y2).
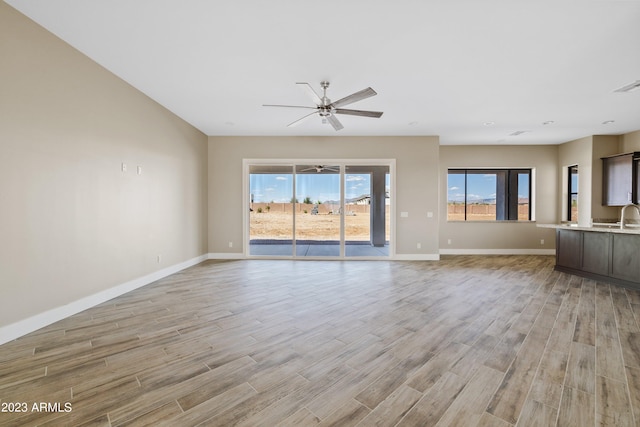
(447, 169, 531, 221)
(568, 165, 578, 222)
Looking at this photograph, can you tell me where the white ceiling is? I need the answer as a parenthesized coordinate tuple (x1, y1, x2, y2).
(6, 0, 640, 145)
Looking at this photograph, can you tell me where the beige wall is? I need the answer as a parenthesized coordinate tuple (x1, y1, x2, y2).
(0, 3, 208, 329)
(5, 0, 640, 340)
(558, 135, 620, 225)
(208, 136, 440, 256)
(439, 145, 558, 251)
(591, 135, 622, 220)
(558, 136, 594, 226)
(621, 130, 640, 152)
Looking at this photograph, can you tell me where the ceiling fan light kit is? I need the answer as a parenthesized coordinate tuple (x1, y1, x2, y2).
(263, 81, 383, 131)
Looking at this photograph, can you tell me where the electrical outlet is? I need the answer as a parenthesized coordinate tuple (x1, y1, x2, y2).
(157, 254, 161, 263)
(228, 241, 233, 248)
(540, 239, 544, 245)
(121, 163, 127, 172)
(137, 166, 142, 175)
(447, 239, 452, 245)
(417, 243, 421, 249)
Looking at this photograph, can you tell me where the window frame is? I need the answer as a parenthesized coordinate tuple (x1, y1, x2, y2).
(567, 165, 578, 222)
(447, 168, 532, 222)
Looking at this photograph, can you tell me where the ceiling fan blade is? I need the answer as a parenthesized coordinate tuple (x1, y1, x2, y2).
(335, 108, 383, 118)
(296, 82, 322, 106)
(263, 104, 317, 109)
(287, 111, 318, 127)
(327, 114, 344, 131)
(331, 87, 377, 108)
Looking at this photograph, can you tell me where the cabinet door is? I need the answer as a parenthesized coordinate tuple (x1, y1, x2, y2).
(602, 154, 633, 206)
(557, 229, 582, 269)
(582, 232, 610, 275)
(611, 234, 640, 282)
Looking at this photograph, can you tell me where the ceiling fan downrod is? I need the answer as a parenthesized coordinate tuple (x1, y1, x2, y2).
(320, 81, 331, 111)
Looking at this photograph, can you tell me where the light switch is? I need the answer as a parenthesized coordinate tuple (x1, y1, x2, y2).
(427, 211, 433, 218)
(400, 212, 409, 218)
(121, 163, 127, 172)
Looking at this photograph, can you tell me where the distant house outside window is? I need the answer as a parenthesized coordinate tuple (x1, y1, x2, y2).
(568, 165, 578, 222)
(447, 169, 531, 221)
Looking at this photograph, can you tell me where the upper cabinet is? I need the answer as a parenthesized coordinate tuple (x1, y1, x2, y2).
(602, 152, 640, 206)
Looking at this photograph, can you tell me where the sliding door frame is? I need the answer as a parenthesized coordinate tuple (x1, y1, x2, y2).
(243, 158, 396, 259)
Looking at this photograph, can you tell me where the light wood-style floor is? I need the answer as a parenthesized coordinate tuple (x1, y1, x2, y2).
(1, 256, 639, 426)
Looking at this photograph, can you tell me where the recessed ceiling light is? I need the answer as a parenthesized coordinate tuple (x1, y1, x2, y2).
(542, 121, 555, 125)
(613, 80, 640, 93)
(509, 130, 529, 136)
(483, 121, 495, 126)
(602, 120, 615, 125)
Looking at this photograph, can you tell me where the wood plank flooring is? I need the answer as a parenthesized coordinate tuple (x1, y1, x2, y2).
(1, 256, 639, 426)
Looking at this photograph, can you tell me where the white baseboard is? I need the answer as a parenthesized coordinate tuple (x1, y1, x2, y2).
(439, 248, 556, 256)
(208, 252, 246, 260)
(0, 254, 208, 345)
(209, 253, 443, 261)
(393, 254, 441, 261)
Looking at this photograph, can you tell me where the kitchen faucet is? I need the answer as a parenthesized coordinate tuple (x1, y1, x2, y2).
(620, 203, 640, 229)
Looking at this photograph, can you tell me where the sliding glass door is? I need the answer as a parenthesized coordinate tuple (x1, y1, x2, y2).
(294, 165, 341, 257)
(247, 161, 392, 258)
(248, 165, 293, 256)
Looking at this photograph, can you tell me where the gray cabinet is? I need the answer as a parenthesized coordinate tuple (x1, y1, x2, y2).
(556, 229, 582, 269)
(582, 231, 610, 276)
(554, 228, 640, 290)
(611, 234, 640, 281)
(602, 152, 639, 206)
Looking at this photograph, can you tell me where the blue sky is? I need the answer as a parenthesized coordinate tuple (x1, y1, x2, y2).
(448, 173, 529, 203)
(250, 173, 390, 203)
(448, 173, 494, 203)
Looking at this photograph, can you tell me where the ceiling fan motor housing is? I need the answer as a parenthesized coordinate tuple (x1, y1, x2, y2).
(319, 107, 333, 117)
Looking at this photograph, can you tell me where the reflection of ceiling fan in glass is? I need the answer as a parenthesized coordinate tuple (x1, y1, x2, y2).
(300, 165, 339, 173)
(263, 81, 383, 131)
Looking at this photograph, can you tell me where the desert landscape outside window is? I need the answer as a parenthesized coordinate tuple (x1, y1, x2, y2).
(247, 162, 392, 258)
(447, 168, 531, 221)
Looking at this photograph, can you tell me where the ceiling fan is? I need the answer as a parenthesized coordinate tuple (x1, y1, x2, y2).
(263, 81, 383, 131)
(300, 165, 339, 173)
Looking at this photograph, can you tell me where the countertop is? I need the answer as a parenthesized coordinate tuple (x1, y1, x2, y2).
(537, 223, 640, 235)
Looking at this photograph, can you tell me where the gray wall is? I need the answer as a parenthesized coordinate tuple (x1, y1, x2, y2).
(0, 2, 209, 331)
(558, 135, 621, 225)
(4, 0, 640, 340)
(439, 145, 559, 252)
(208, 136, 440, 257)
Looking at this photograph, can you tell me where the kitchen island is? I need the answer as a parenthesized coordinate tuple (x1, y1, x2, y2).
(538, 223, 640, 290)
